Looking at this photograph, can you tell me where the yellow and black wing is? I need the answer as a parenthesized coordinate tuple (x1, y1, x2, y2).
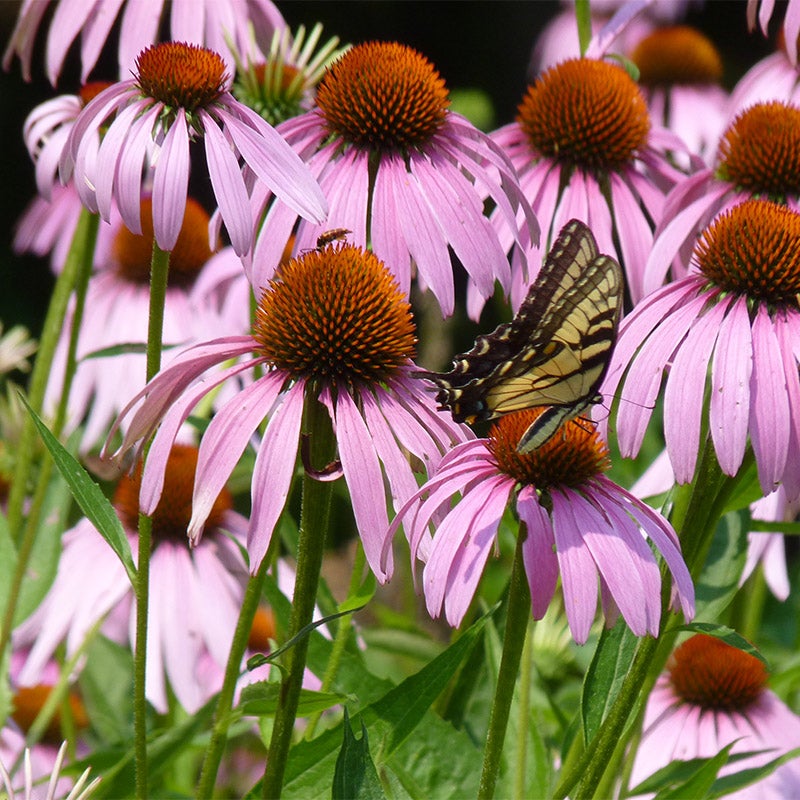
(425, 219, 624, 452)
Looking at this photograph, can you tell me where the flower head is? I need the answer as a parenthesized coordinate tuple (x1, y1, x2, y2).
(493, 56, 692, 305)
(630, 634, 800, 798)
(61, 41, 327, 255)
(14, 444, 250, 713)
(247, 41, 536, 318)
(388, 408, 694, 643)
(107, 243, 468, 580)
(603, 199, 800, 499)
(3, 0, 285, 85)
(645, 101, 800, 292)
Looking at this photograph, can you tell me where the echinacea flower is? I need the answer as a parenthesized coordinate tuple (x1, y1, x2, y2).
(629, 25, 728, 165)
(247, 41, 537, 318)
(492, 56, 694, 305)
(3, 0, 285, 85)
(108, 243, 468, 580)
(232, 23, 348, 127)
(644, 101, 800, 293)
(60, 41, 327, 255)
(387, 407, 694, 643)
(601, 199, 800, 500)
(42, 192, 243, 450)
(14, 444, 250, 714)
(629, 634, 800, 799)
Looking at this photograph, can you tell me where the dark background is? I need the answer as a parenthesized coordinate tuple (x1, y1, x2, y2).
(0, 1, 778, 338)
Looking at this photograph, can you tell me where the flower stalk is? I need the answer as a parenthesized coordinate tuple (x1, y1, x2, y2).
(262, 387, 337, 798)
(478, 523, 532, 799)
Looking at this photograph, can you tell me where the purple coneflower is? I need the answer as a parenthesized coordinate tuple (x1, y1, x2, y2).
(387, 407, 694, 643)
(748, 0, 800, 65)
(14, 444, 250, 714)
(41, 193, 243, 450)
(601, 199, 800, 500)
(644, 101, 800, 292)
(629, 26, 728, 166)
(247, 41, 536, 318)
(630, 634, 800, 798)
(3, 0, 284, 85)
(492, 56, 694, 306)
(108, 243, 467, 580)
(60, 41, 327, 255)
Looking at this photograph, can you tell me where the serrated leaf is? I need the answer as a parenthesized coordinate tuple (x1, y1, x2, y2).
(332, 710, 385, 800)
(582, 619, 639, 743)
(672, 622, 768, 668)
(19, 394, 136, 584)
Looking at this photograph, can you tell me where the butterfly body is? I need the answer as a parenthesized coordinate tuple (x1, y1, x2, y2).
(425, 219, 623, 452)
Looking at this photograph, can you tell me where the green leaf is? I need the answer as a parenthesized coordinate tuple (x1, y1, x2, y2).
(19, 393, 136, 584)
(672, 622, 769, 668)
(694, 509, 749, 621)
(629, 745, 735, 797)
(332, 710, 385, 800)
(581, 619, 639, 743)
(709, 747, 800, 798)
(655, 744, 733, 799)
(238, 681, 347, 717)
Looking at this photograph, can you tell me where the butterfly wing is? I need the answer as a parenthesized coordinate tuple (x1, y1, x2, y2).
(425, 219, 623, 443)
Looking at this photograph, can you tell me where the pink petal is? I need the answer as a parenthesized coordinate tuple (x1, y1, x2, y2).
(750, 305, 790, 495)
(609, 172, 654, 303)
(710, 296, 753, 476)
(152, 109, 190, 251)
(117, 0, 162, 78)
(115, 103, 160, 234)
(247, 380, 305, 571)
(371, 160, 411, 296)
(517, 486, 559, 619)
(664, 297, 727, 484)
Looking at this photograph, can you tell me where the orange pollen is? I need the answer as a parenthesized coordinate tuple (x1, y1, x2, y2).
(113, 196, 215, 287)
(717, 102, 800, 197)
(135, 42, 228, 112)
(517, 58, 650, 171)
(630, 26, 723, 86)
(487, 408, 610, 489)
(248, 606, 277, 652)
(113, 444, 232, 542)
(79, 81, 113, 105)
(668, 635, 767, 710)
(694, 199, 800, 304)
(252, 243, 417, 390)
(316, 41, 450, 151)
(12, 684, 89, 743)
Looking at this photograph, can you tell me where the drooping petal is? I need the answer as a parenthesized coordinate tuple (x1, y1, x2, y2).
(517, 486, 559, 619)
(710, 297, 753, 477)
(152, 108, 190, 251)
(247, 380, 305, 572)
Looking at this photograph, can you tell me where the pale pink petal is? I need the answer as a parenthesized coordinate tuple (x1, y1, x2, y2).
(200, 111, 253, 255)
(189, 372, 285, 543)
(117, 0, 163, 78)
(152, 109, 190, 251)
(45, 0, 96, 84)
(371, 160, 411, 296)
(247, 380, 305, 571)
(775, 311, 800, 498)
(334, 389, 392, 581)
(664, 297, 727, 484)
(550, 490, 599, 644)
(517, 486, 559, 619)
(94, 103, 143, 220)
(750, 305, 790, 495)
(609, 172, 654, 302)
(710, 297, 753, 477)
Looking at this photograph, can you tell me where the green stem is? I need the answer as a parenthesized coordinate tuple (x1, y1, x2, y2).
(261, 390, 337, 799)
(6, 210, 98, 539)
(0, 211, 99, 666)
(196, 557, 271, 799)
(304, 541, 366, 740)
(478, 525, 531, 800)
(513, 620, 533, 799)
(133, 242, 171, 800)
